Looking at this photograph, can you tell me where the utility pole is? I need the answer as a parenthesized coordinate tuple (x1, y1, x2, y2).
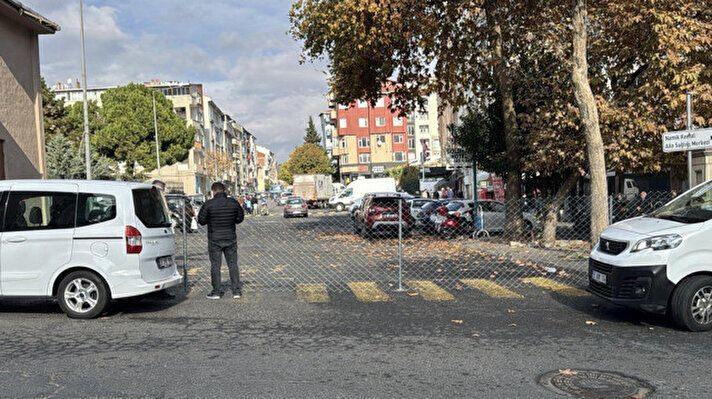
(152, 91, 161, 176)
(686, 92, 693, 188)
(79, 0, 91, 180)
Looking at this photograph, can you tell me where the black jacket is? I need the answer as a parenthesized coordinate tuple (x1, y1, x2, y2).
(197, 192, 244, 241)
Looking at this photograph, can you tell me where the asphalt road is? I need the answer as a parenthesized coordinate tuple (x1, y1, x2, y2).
(0, 285, 709, 398)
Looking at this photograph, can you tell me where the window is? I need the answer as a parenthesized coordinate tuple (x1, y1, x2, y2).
(340, 138, 347, 149)
(419, 125, 430, 135)
(393, 116, 404, 127)
(339, 118, 347, 128)
(407, 124, 415, 136)
(393, 152, 405, 162)
(408, 138, 416, 149)
(76, 193, 117, 227)
(393, 134, 404, 144)
(357, 100, 368, 108)
(132, 188, 171, 228)
(375, 117, 386, 127)
(340, 154, 349, 164)
(375, 98, 385, 107)
(358, 118, 368, 128)
(358, 137, 370, 148)
(4, 191, 77, 232)
(359, 153, 371, 163)
(338, 104, 348, 110)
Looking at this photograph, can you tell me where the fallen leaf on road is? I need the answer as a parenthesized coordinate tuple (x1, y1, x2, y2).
(558, 369, 578, 376)
(451, 319, 463, 325)
(585, 320, 597, 326)
(509, 323, 517, 327)
(507, 309, 516, 314)
(407, 292, 419, 297)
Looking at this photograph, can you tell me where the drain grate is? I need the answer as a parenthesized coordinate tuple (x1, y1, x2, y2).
(538, 369, 655, 399)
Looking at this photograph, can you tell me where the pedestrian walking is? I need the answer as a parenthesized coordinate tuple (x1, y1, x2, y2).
(197, 182, 245, 300)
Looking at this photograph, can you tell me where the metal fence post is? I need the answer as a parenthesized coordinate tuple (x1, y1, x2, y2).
(182, 204, 188, 290)
(608, 195, 613, 225)
(396, 198, 405, 292)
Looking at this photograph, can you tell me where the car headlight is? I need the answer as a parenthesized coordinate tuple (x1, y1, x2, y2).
(631, 234, 683, 252)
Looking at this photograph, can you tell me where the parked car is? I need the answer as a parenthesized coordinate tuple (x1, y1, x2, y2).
(0, 180, 182, 319)
(283, 196, 308, 218)
(165, 194, 197, 233)
(408, 198, 434, 220)
(417, 200, 449, 232)
(353, 194, 414, 238)
(349, 197, 365, 220)
(279, 191, 293, 206)
(589, 179, 712, 332)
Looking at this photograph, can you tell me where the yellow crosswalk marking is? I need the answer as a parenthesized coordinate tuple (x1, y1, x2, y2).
(521, 277, 589, 297)
(296, 284, 330, 303)
(406, 280, 454, 301)
(460, 279, 523, 299)
(347, 282, 391, 302)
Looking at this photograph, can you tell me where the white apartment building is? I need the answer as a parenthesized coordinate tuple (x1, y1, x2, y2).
(407, 93, 457, 169)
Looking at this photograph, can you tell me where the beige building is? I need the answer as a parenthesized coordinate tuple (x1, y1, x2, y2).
(0, 0, 58, 179)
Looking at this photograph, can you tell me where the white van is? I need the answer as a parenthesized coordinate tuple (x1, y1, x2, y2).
(589, 179, 712, 331)
(0, 180, 182, 319)
(328, 178, 397, 211)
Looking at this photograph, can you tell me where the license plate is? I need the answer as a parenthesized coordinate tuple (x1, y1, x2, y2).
(591, 270, 607, 285)
(382, 213, 396, 218)
(157, 256, 174, 269)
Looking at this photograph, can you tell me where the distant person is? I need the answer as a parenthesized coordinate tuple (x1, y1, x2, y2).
(612, 193, 628, 222)
(632, 191, 654, 216)
(433, 190, 440, 200)
(447, 187, 454, 199)
(244, 197, 253, 215)
(197, 182, 245, 300)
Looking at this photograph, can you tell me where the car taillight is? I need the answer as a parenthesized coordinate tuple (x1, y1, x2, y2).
(438, 206, 448, 216)
(125, 225, 142, 254)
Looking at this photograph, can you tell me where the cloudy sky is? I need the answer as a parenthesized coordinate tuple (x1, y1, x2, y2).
(26, 0, 329, 162)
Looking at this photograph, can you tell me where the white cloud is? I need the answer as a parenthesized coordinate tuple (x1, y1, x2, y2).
(28, 0, 328, 162)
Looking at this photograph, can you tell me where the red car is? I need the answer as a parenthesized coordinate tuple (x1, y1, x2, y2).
(354, 194, 414, 238)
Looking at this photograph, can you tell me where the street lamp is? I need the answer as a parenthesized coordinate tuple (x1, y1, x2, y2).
(79, 0, 91, 179)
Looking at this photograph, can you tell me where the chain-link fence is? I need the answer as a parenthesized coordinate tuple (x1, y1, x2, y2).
(173, 191, 676, 293)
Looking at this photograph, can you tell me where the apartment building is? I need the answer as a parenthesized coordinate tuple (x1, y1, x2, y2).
(255, 145, 276, 192)
(52, 80, 268, 195)
(407, 92, 458, 169)
(0, 0, 58, 179)
(332, 91, 408, 182)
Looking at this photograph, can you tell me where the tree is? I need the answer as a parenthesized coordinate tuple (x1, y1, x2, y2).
(92, 84, 195, 177)
(41, 78, 70, 141)
(46, 134, 116, 180)
(279, 143, 333, 185)
(388, 165, 420, 194)
(304, 116, 321, 145)
(203, 150, 234, 181)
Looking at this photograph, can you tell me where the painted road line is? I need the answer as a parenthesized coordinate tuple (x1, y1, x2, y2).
(460, 279, 523, 299)
(347, 282, 391, 302)
(296, 283, 330, 303)
(406, 280, 454, 301)
(521, 277, 589, 297)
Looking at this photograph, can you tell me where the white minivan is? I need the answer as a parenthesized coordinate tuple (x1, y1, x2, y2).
(0, 180, 182, 319)
(589, 179, 712, 331)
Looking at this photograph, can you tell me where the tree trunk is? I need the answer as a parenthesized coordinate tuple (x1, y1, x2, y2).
(571, 0, 608, 245)
(484, 0, 523, 237)
(542, 171, 580, 245)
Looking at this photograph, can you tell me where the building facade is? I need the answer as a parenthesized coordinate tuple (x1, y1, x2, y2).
(331, 91, 409, 182)
(407, 93, 458, 170)
(52, 80, 270, 195)
(255, 145, 276, 192)
(0, 0, 58, 179)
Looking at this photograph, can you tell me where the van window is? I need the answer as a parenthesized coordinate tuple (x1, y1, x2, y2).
(4, 191, 77, 232)
(76, 193, 117, 227)
(132, 188, 171, 228)
(651, 181, 712, 223)
(0, 191, 7, 231)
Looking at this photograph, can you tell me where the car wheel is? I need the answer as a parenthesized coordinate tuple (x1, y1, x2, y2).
(57, 270, 109, 319)
(670, 275, 712, 332)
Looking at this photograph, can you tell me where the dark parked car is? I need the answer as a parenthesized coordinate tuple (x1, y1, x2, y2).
(165, 194, 197, 232)
(354, 194, 414, 238)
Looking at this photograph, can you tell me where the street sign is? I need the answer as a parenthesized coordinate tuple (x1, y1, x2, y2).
(372, 165, 385, 173)
(662, 128, 712, 153)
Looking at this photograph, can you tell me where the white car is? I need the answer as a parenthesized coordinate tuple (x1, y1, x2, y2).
(0, 180, 182, 319)
(589, 179, 712, 331)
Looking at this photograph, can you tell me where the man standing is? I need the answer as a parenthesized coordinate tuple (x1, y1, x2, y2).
(198, 182, 245, 299)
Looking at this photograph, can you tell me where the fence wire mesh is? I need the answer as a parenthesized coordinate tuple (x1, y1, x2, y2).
(174, 191, 677, 294)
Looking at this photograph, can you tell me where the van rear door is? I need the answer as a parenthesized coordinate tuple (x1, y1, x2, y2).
(131, 188, 176, 283)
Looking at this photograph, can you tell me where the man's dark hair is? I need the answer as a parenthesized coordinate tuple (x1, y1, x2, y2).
(211, 182, 226, 193)
(152, 179, 166, 191)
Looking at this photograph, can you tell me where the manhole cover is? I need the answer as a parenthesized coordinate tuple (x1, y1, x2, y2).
(538, 369, 655, 399)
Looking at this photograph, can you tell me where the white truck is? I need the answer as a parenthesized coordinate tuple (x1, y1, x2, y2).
(328, 177, 397, 211)
(293, 174, 334, 208)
